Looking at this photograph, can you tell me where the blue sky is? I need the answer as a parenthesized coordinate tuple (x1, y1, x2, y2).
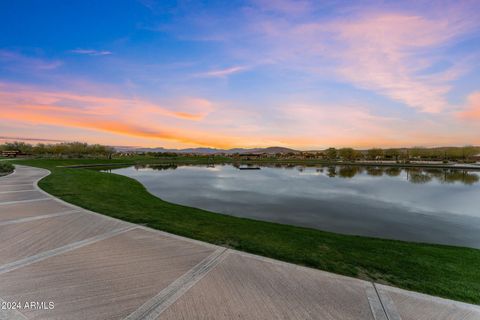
(1, 0, 479, 149)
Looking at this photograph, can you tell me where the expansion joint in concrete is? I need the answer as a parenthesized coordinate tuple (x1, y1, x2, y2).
(125, 247, 229, 320)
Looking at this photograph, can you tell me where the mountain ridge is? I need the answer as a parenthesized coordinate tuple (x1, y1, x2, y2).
(115, 146, 299, 154)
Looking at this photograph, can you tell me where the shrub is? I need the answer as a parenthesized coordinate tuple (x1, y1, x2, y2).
(0, 162, 14, 174)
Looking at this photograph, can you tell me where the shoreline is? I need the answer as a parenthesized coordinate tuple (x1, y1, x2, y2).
(12, 158, 480, 305)
(60, 159, 480, 170)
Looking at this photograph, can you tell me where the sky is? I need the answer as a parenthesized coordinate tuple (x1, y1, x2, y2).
(1, 0, 479, 150)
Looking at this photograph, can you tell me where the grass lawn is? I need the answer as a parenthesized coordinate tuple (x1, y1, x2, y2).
(13, 158, 480, 305)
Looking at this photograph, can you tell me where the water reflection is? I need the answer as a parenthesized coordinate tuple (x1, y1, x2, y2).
(132, 163, 480, 185)
(135, 163, 178, 171)
(385, 167, 401, 177)
(338, 166, 362, 178)
(108, 164, 480, 248)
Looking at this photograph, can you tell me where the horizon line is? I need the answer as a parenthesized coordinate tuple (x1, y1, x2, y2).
(0, 136, 478, 151)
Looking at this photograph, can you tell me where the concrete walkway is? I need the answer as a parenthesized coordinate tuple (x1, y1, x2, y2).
(0, 165, 478, 320)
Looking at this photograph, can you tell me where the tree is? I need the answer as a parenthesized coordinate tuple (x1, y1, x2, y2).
(385, 148, 400, 161)
(2, 141, 33, 153)
(462, 146, 477, 160)
(366, 148, 384, 160)
(1, 141, 116, 158)
(325, 148, 337, 160)
(338, 148, 356, 161)
(33, 143, 47, 155)
(410, 147, 428, 159)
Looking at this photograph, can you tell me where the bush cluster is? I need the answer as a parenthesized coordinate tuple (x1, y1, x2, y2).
(0, 162, 14, 174)
(0, 142, 115, 158)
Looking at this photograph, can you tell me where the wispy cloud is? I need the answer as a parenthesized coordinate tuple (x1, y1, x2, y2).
(0, 82, 213, 121)
(0, 136, 68, 143)
(69, 49, 113, 56)
(1, 1, 479, 149)
(0, 83, 225, 146)
(0, 49, 62, 70)
(327, 10, 480, 113)
(1, 81, 478, 148)
(195, 66, 248, 78)
(249, 7, 479, 113)
(165, 1, 480, 113)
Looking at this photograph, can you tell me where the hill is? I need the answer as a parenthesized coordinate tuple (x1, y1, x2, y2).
(116, 146, 299, 155)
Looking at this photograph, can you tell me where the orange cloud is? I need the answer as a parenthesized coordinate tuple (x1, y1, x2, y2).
(1, 82, 478, 150)
(0, 83, 230, 147)
(0, 87, 212, 120)
(0, 107, 234, 147)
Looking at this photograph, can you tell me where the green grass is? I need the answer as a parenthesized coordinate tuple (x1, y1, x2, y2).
(13, 158, 480, 305)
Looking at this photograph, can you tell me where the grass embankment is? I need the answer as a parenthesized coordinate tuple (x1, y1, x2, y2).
(0, 161, 14, 176)
(14, 158, 480, 305)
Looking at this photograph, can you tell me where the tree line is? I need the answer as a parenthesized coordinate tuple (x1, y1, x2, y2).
(0, 142, 115, 158)
(1, 141, 479, 161)
(324, 146, 479, 162)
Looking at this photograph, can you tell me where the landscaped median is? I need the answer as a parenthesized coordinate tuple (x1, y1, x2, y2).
(0, 161, 14, 176)
(13, 158, 480, 305)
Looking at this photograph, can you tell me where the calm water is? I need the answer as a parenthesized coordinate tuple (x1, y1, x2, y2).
(107, 164, 480, 248)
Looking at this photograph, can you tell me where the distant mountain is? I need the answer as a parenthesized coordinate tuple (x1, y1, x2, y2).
(115, 146, 299, 154)
(258, 147, 298, 154)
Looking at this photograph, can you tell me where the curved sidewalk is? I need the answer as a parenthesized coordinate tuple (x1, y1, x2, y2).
(0, 165, 478, 320)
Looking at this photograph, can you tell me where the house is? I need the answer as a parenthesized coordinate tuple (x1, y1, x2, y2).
(1, 150, 23, 158)
(238, 153, 263, 160)
(470, 153, 480, 162)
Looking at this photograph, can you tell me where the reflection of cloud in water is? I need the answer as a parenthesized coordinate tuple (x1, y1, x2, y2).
(111, 164, 480, 248)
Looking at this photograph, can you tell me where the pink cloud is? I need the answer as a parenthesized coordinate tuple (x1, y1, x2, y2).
(0, 83, 228, 147)
(276, 100, 480, 148)
(0, 83, 213, 121)
(329, 12, 474, 113)
(457, 92, 480, 120)
(2, 81, 479, 148)
(226, 3, 480, 113)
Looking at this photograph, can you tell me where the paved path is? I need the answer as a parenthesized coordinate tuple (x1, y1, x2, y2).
(0, 165, 479, 320)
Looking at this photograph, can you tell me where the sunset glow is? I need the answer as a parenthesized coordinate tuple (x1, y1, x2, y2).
(1, 1, 479, 149)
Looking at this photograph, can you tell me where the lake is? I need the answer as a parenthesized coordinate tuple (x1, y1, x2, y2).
(105, 164, 480, 248)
